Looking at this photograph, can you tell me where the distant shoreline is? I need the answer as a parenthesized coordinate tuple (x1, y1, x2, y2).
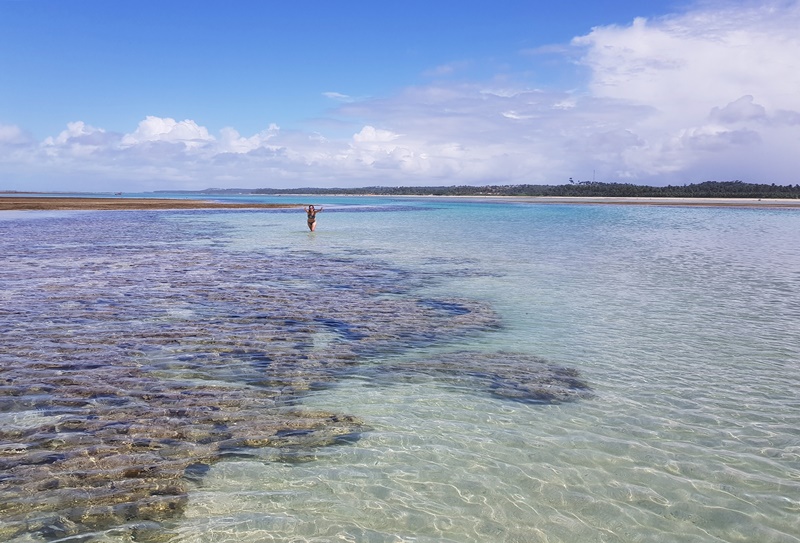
(0, 196, 301, 211)
(395, 195, 800, 208)
(262, 193, 800, 208)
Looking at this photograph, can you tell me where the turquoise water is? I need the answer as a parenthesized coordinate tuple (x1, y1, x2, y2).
(1, 198, 799, 542)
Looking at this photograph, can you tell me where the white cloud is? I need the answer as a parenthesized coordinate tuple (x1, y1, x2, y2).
(218, 124, 281, 154)
(39, 121, 116, 160)
(352, 126, 400, 144)
(567, 0, 800, 183)
(43, 121, 107, 146)
(3, 1, 800, 191)
(120, 116, 213, 149)
(574, 6, 800, 117)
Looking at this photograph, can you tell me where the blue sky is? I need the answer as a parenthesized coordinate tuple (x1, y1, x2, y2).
(2, 0, 799, 192)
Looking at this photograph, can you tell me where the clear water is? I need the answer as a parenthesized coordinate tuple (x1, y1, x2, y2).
(1, 197, 799, 542)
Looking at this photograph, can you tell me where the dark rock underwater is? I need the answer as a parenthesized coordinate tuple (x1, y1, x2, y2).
(0, 210, 592, 540)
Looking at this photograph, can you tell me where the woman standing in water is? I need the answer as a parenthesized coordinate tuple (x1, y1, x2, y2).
(304, 205, 323, 231)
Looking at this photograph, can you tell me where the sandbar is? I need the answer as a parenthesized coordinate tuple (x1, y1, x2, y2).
(0, 196, 301, 211)
(3, 195, 799, 211)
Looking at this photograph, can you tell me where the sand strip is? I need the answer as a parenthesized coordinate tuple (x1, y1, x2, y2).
(0, 197, 301, 211)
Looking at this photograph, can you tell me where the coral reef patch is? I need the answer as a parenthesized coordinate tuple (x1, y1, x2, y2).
(0, 210, 591, 540)
(359, 351, 594, 404)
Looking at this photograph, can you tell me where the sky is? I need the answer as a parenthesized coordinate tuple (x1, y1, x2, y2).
(1, 0, 799, 192)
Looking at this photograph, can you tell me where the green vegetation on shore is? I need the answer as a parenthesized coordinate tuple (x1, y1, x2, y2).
(155, 180, 799, 199)
(248, 181, 799, 199)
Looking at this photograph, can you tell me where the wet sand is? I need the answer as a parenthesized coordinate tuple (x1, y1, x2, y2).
(0, 196, 301, 211)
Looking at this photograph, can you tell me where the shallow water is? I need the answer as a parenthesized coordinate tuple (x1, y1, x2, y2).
(1, 198, 799, 542)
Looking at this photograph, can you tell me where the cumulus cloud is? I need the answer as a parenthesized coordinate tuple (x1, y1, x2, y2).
(574, 5, 800, 116)
(120, 116, 213, 149)
(2, 1, 800, 191)
(218, 124, 281, 154)
(352, 126, 401, 144)
(42, 121, 114, 152)
(569, 1, 800, 183)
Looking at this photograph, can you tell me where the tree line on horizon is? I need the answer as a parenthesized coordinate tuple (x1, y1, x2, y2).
(248, 181, 800, 199)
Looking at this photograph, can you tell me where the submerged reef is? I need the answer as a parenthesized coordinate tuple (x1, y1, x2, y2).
(0, 210, 592, 540)
(361, 351, 595, 404)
